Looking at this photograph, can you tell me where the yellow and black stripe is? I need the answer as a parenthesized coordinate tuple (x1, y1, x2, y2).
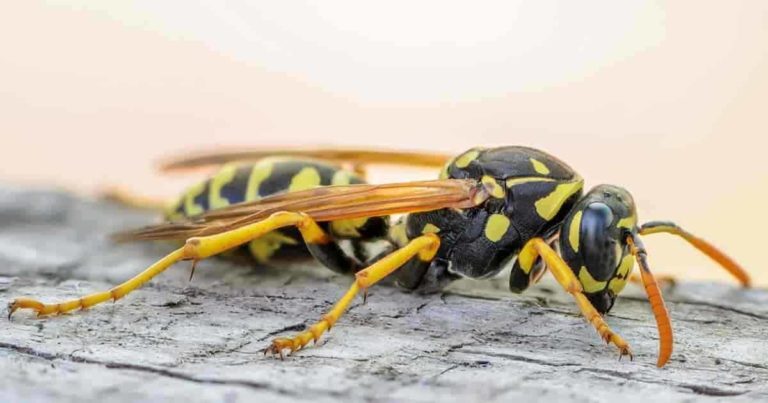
(165, 157, 386, 265)
(167, 158, 366, 219)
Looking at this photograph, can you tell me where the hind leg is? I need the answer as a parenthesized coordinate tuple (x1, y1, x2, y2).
(9, 212, 346, 317)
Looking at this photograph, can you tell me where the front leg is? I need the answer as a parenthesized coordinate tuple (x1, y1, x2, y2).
(519, 238, 633, 359)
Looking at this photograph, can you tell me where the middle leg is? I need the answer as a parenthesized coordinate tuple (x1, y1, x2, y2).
(264, 233, 441, 358)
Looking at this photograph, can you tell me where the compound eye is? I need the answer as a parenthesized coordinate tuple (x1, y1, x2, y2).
(580, 202, 618, 280)
(583, 202, 614, 231)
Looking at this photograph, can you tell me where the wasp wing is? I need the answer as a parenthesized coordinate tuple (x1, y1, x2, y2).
(114, 179, 484, 242)
(159, 147, 452, 173)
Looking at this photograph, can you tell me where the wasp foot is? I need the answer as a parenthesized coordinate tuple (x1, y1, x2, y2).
(600, 328, 633, 360)
(263, 317, 332, 359)
(8, 297, 52, 319)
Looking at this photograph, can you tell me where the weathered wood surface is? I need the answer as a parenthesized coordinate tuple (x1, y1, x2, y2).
(1, 185, 767, 402)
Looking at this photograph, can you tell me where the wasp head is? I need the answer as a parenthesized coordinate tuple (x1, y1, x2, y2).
(558, 185, 638, 314)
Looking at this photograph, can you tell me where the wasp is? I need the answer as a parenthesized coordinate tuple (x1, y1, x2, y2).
(8, 146, 750, 368)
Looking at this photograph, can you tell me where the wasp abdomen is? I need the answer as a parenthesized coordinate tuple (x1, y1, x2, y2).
(166, 157, 363, 219)
(165, 157, 374, 263)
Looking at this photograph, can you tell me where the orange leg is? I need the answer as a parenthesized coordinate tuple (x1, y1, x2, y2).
(264, 234, 440, 358)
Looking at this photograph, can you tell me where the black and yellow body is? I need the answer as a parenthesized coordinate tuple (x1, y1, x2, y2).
(8, 145, 751, 369)
(391, 146, 584, 292)
(164, 157, 388, 272)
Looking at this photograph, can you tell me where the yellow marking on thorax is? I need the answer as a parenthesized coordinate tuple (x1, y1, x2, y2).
(616, 213, 637, 229)
(484, 214, 510, 242)
(608, 255, 635, 295)
(481, 176, 505, 198)
(530, 158, 551, 175)
(454, 150, 480, 168)
(208, 164, 238, 209)
(578, 266, 608, 293)
(245, 161, 275, 201)
(568, 211, 583, 253)
(289, 167, 322, 192)
(505, 177, 556, 187)
(534, 178, 584, 221)
(422, 223, 441, 234)
(183, 181, 207, 216)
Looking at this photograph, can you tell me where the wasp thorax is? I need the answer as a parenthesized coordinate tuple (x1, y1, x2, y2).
(559, 185, 638, 314)
(440, 147, 585, 290)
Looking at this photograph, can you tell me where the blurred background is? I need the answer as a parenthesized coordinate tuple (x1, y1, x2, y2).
(1, 1, 766, 284)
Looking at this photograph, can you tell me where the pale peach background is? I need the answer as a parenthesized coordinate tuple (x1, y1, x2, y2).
(2, 2, 766, 284)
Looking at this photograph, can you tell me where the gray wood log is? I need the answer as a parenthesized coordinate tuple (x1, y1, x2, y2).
(0, 185, 766, 402)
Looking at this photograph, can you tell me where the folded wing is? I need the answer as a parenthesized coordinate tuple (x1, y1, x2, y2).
(114, 179, 485, 241)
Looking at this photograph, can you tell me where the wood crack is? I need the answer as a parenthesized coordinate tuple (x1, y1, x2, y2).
(0, 341, 344, 398)
(575, 367, 750, 397)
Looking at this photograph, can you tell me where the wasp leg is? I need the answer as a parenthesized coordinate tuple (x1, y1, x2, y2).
(8, 211, 336, 318)
(519, 238, 633, 359)
(509, 238, 556, 293)
(639, 221, 750, 287)
(263, 234, 440, 358)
